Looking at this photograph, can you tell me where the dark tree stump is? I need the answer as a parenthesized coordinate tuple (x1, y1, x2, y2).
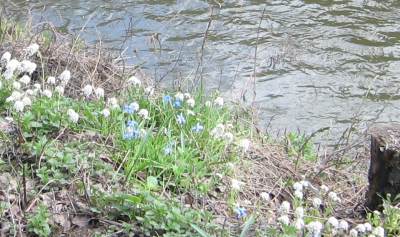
(366, 125, 400, 210)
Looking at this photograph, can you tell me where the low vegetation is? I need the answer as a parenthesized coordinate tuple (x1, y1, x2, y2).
(0, 17, 399, 237)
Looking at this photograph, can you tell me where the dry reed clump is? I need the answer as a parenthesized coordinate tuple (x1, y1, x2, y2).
(0, 19, 150, 99)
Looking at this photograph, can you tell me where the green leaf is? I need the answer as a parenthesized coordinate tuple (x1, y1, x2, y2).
(190, 224, 212, 237)
(240, 215, 255, 237)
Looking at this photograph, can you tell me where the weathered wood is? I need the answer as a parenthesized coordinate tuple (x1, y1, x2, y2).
(366, 124, 400, 210)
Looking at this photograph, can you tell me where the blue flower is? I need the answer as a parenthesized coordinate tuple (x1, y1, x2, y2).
(173, 99, 182, 108)
(163, 95, 172, 104)
(163, 141, 175, 155)
(123, 127, 140, 140)
(191, 123, 204, 133)
(234, 207, 247, 219)
(176, 113, 186, 125)
(127, 120, 138, 128)
(123, 105, 134, 114)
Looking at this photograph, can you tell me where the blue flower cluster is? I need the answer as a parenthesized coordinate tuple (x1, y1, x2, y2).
(123, 120, 140, 140)
(234, 207, 247, 219)
(163, 95, 182, 109)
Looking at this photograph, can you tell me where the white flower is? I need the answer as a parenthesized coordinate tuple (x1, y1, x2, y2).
(18, 60, 36, 74)
(127, 76, 141, 87)
(3, 69, 14, 80)
(144, 86, 154, 96)
(328, 192, 341, 203)
(349, 229, 358, 237)
(25, 43, 39, 56)
(205, 100, 212, 107)
(6, 91, 23, 102)
(186, 98, 195, 108)
(211, 124, 225, 139)
(42, 89, 52, 98)
(94, 87, 105, 98)
(175, 92, 184, 101)
(82, 85, 93, 97)
(327, 217, 339, 229)
(293, 182, 303, 192)
(372, 226, 384, 237)
(33, 83, 41, 90)
(47, 76, 56, 85)
(19, 75, 31, 85)
(1, 52, 11, 66)
(22, 97, 32, 106)
(295, 219, 304, 230)
(294, 190, 303, 200)
(338, 220, 349, 231)
(355, 224, 366, 233)
(107, 97, 119, 109)
(13, 100, 25, 112)
(307, 221, 323, 237)
(320, 184, 329, 194)
(59, 70, 71, 85)
(280, 201, 291, 213)
(312, 197, 322, 208)
(363, 223, 372, 232)
(239, 139, 251, 152)
(184, 93, 191, 99)
(295, 207, 304, 219)
(130, 102, 140, 111)
(214, 97, 224, 106)
(55, 86, 64, 95)
(6, 59, 20, 73)
(231, 179, 242, 191)
(260, 192, 270, 201)
(13, 81, 21, 90)
(223, 132, 234, 143)
(67, 109, 79, 123)
(300, 180, 310, 188)
(277, 215, 290, 225)
(25, 89, 35, 96)
(138, 109, 149, 119)
(101, 108, 110, 118)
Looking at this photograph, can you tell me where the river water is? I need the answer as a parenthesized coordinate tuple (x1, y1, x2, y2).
(4, 0, 400, 144)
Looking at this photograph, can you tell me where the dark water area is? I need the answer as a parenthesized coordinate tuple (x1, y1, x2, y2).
(3, 0, 400, 145)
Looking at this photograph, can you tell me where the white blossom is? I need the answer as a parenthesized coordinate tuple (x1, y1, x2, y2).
(13, 81, 21, 90)
(211, 124, 225, 139)
(338, 220, 349, 231)
(13, 100, 25, 112)
(130, 102, 140, 111)
(312, 197, 322, 208)
(280, 201, 291, 213)
(327, 217, 339, 229)
(187, 98, 195, 108)
(214, 96, 224, 106)
(320, 184, 330, 194)
(363, 223, 372, 232)
(6, 91, 23, 102)
(223, 132, 234, 143)
(307, 221, 323, 237)
(1, 52, 11, 66)
(300, 180, 310, 188)
(138, 109, 149, 119)
(3, 69, 14, 80)
(205, 100, 212, 107)
(55, 86, 64, 95)
(42, 89, 52, 98)
(18, 60, 36, 74)
(175, 92, 184, 101)
(328, 192, 341, 203)
(278, 215, 290, 225)
(239, 139, 251, 152)
(59, 70, 71, 85)
(19, 75, 31, 85)
(47, 76, 56, 85)
(82, 85, 93, 97)
(25, 43, 39, 56)
(184, 93, 191, 99)
(231, 178, 242, 191)
(101, 108, 110, 118)
(372, 226, 384, 237)
(294, 190, 303, 200)
(144, 86, 154, 96)
(293, 182, 303, 192)
(260, 192, 270, 202)
(6, 59, 20, 73)
(94, 87, 104, 98)
(22, 97, 32, 106)
(127, 76, 141, 87)
(355, 224, 366, 233)
(349, 229, 358, 237)
(107, 97, 119, 109)
(295, 219, 304, 230)
(295, 207, 304, 219)
(33, 83, 41, 90)
(26, 89, 35, 96)
(67, 109, 79, 123)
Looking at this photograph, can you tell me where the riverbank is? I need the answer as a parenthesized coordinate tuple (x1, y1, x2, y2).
(0, 18, 396, 237)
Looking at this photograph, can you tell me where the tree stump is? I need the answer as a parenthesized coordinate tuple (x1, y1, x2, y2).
(366, 125, 400, 210)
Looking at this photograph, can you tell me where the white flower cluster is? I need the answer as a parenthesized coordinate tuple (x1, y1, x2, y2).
(81, 84, 105, 99)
